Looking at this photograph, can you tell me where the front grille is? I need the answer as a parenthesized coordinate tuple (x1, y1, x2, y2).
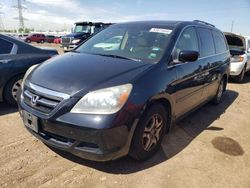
(23, 89, 62, 114)
(61, 37, 71, 44)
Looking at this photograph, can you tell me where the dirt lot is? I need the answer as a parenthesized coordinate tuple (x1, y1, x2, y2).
(0, 44, 250, 187)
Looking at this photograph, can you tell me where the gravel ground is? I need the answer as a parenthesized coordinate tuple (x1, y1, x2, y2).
(0, 44, 250, 187)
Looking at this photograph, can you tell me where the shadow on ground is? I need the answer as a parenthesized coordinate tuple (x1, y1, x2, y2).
(51, 89, 238, 174)
(0, 102, 17, 116)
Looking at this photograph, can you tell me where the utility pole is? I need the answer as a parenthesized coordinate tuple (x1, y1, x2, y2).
(0, 3, 4, 31)
(13, 0, 26, 31)
(230, 20, 234, 32)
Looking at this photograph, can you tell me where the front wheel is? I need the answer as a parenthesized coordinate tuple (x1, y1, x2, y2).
(129, 104, 168, 161)
(235, 66, 246, 83)
(40, 39, 45, 43)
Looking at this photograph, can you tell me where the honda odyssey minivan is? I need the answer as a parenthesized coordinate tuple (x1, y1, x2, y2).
(18, 20, 230, 161)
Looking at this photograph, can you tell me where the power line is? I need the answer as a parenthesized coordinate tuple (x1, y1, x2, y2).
(12, 0, 27, 30)
(0, 4, 4, 31)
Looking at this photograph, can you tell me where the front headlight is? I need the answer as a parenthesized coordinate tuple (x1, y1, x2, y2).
(21, 64, 39, 90)
(72, 39, 81, 44)
(71, 84, 133, 114)
(231, 56, 244, 62)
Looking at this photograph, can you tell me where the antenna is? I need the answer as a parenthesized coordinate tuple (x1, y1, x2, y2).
(0, 3, 4, 31)
(230, 20, 234, 32)
(13, 0, 27, 30)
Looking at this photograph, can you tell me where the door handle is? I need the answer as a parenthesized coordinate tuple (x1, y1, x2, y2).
(0, 59, 11, 64)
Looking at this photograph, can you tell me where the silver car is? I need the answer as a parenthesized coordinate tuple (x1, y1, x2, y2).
(224, 32, 250, 82)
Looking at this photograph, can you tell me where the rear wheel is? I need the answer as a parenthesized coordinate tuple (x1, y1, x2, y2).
(235, 66, 246, 83)
(26, 39, 31, 43)
(212, 77, 225, 105)
(129, 104, 168, 161)
(4, 75, 23, 106)
(40, 39, 45, 43)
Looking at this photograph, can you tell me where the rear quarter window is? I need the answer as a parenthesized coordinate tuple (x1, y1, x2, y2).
(197, 27, 215, 57)
(212, 31, 228, 54)
(0, 38, 13, 54)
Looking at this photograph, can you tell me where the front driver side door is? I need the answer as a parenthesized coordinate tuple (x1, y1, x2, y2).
(0, 38, 16, 89)
(171, 27, 207, 118)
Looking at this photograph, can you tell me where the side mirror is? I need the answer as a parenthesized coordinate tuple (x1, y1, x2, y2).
(179, 51, 199, 62)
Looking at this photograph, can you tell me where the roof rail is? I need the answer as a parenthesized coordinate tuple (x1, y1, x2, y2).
(193, 20, 215, 27)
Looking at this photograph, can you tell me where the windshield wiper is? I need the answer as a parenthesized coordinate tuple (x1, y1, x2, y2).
(70, 50, 80, 53)
(95, 53, 141, 62)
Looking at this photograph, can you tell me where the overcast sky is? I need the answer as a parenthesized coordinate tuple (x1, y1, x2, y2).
(0, 0, 250, 35)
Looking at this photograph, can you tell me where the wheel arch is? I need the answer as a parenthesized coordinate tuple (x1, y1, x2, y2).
(142, 95, 174, 131)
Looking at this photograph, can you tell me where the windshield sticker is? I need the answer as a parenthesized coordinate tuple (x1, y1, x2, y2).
(150, 28, 172, 34)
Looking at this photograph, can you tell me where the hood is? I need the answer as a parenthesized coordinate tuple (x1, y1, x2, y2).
(224, 32, 246, 51)
(28, 52, 151, 96)
(65, 32, 88, 38)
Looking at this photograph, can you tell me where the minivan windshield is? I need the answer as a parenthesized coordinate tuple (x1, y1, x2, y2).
(76, 25, 173, 63)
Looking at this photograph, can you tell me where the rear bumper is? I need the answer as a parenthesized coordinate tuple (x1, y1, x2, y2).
(230, 62, 246, 76)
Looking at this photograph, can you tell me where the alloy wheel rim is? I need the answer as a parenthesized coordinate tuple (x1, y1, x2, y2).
(142, 114, 163, 151)
(217, 80, 224, 100)
(12, 79, 22, 101)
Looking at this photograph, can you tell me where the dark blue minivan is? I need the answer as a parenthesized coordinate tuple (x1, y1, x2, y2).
(18, 20, 230, 161)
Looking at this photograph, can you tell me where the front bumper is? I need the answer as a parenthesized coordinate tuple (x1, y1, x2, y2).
(61, 44, 77, 52)
(230, 62, 245, 76)
(18, 95, 137, 161)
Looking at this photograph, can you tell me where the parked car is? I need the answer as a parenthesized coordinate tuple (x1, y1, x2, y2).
(25, 34, 46, 43)
(224, 32, 250, 82)
(0, 34, 58, 105)
(45, 35, 56, 43)
(54, 37, 61, 44)
(61, 21, 112, 51)
(17, 34, 29, 41)
(18, 20, 230, 161)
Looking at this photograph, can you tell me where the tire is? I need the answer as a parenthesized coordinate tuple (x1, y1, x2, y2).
(235, 66, 246, 83)
(129, 104, 168, 161)
(4, 75, 23, 106)
(26, 39, 31, 43)
(40, 39, 45, 43)
(212, 77, 225, 105)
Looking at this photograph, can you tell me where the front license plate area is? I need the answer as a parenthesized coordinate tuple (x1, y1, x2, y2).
(23, 111, 38, 133)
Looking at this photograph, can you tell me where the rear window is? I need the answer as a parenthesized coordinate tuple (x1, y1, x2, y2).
(197, 28, 215, 57)
(0, 38, 13, 54)
(212, 31, 228, 54)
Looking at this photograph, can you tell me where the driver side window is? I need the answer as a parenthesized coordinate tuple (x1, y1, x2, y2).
(173, 27, 199, 62)
(0, 38, 13, 55)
